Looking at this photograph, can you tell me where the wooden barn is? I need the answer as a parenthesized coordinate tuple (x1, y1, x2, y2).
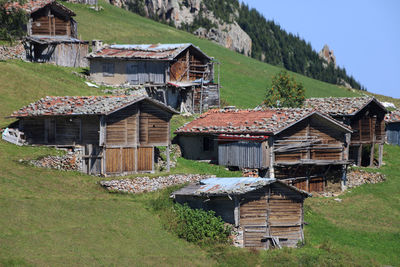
(8, 95, 178, 176)
(385, 109, 400, 146)
(87, 43, 220, 113)
(6, 0, 89, 67)
(305, 97, 387, 167)
(172, 177, 311, 249)
(175, 108, 352, 193)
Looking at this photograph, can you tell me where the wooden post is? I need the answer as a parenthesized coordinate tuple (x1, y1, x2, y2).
(166, 144, 170, 172)
(378, 143, 383, 167)
(341, 165, 347, 191)
(217, 62, 220, 108)
(369, 143, 375, 167)
(344, 133, 351, 160)
(357, 144, 362, 166)
(306, 124, 311, 160)
(233, 196, 239, 227)
(44, 118, 49, 144)
(99, 116, 105, 146)
(268, 137, 275, 178)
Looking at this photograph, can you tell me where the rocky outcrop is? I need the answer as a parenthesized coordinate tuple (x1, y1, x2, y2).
(319, 44, 336, 67)
(109, 0, 252, 56)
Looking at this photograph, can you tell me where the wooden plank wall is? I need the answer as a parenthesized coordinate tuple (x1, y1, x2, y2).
(21, 118, 45, 143)
(170, 50, 188, 82)
(106, 104, 138, 146)
(105, 147, 153, 174)
(137, 147, 153, 171)
(31, 7, 71, 36)
(274, 117, 344, 163)
(218, 141, 264, 169)
(139, 101, 171, 146)
(239, 185, 305, 249)
(268, 183, 303, 248)
(349, 104, 386, 144)
(240, 188, 268, 249)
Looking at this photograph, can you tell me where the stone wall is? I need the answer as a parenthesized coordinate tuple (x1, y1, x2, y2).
(0, 42, 26, 61)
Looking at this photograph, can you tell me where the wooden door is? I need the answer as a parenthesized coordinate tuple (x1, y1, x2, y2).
(126, 63, 139, 84)
(137, 147, 153, 171)
(106, 148, 121, 174)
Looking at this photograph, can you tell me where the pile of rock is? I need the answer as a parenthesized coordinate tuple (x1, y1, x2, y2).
(100, 174, 215, 194)
(346, 169, 385, 188)
(155, 144, 181, 171)
(242, 168, 258, 177)
(0, 42, 25, 60)
(30, 152, 79, 171)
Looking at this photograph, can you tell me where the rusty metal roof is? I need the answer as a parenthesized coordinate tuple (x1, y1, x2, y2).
(87, 43, 210, 61)
(172, 177, 311, 197)
(5, 0, 75, 15)
(26, 35, 87, 44)
(304, 97, 387, 116)
(175, 108, 351, 135)
(10, 95, 178, 118)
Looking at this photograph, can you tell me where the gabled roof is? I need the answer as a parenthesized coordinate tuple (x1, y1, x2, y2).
(10, 95, 179, 118)
(175, 108, 351, 135)
(5, 0, 75, 16)
(87, 43, 210, 61)
(304, 97, 387, 116)
(385, 109, 400, 123)
(171, 177, 311, 197)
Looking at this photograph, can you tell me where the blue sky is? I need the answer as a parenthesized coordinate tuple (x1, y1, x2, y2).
(241, 0, 400, 99)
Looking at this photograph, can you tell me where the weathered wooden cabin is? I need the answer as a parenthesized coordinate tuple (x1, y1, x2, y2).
(172, 177, 311, 249)
(305, 97, 387, 167)
(175, 108, 352, 193)
(6, 0, 88, 67)
(9, 95, 178, 175)
(385, 109, 400, 146)
(87, 43, 220, 113)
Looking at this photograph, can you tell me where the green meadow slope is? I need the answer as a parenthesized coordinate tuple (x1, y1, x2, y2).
(0, 1, 399, 266)
(0, 0, 363, 128)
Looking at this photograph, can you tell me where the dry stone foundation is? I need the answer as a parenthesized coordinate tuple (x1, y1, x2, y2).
(100, 174, 215, 194)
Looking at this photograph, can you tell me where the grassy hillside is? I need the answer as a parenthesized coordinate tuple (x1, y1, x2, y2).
(63, 1, 361, 107)
(0, 139, 399, 266)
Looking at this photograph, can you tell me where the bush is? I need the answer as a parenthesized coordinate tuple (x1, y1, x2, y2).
(264, 70, 305, 108)
(173, 203, 232, 244)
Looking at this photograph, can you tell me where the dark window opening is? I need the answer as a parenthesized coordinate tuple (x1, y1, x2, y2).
(102, 63, 115, 77)
(203, 136, 214, 152)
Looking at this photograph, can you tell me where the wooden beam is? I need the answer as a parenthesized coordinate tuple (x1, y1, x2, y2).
(166, 144, 170, 172)
(369, 143, 375, 167)
(268, 137, 275, 178)
(99, 115, 105, 146)
(378, 143, 383, 167)
(357, 144, 362, 166)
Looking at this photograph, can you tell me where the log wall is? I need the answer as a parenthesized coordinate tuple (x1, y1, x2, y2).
(239, 184, 305, 249)
(274, 116, 345, 163)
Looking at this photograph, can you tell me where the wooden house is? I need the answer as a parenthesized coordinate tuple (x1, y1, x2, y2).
(172, 177, 311, 249)
(175, 108, 352, 193)
(305, 97, 387, 167)
(87, 43, 220, 113)
(6, 0, 89, 67)
(8, 95, 178, 175)
(385, 109, 400, 146)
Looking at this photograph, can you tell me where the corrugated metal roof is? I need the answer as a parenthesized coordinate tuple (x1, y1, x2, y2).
(87, 43, 210, 61)
(26, 35, 87, 44)
(10, 95, 179, 118)
(172, 177, 311, 197)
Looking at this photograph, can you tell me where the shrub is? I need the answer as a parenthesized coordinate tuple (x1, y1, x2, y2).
(173, 203, 232, 244)
(264, 70, 305, 108)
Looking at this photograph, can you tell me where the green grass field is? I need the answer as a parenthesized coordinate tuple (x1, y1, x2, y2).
(1, 139, 399, 266)
(1, 1, 399, 266)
